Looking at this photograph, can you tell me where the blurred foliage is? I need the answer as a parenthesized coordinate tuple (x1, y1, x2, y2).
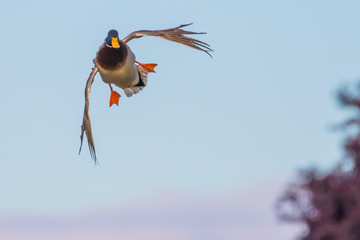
(277, 83, 360, 240)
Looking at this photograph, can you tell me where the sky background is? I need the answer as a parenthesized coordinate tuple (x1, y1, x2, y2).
(1, 0, 360, 239)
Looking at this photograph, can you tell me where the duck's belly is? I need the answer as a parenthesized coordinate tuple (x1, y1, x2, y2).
(95, 50, 139, 89)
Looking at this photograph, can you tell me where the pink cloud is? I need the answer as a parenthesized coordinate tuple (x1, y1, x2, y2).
(0, 180, 300, 240)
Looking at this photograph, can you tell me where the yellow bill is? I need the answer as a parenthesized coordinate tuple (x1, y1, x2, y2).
(112, 37, 120, 48)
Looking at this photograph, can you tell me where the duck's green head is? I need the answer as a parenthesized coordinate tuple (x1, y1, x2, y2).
(106, 29, 120, 48)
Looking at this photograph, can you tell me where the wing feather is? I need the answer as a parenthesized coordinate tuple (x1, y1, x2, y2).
(122, 23, 213, 57)
(79, 66, 98, 163)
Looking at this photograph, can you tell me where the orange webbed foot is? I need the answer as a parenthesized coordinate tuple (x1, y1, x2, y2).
(135, 61, 158, 73)
(109, 84, 120, 107)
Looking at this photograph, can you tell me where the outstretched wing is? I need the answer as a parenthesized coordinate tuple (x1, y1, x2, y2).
(122, 23, 213, 57)
(79, 66, 98, 163)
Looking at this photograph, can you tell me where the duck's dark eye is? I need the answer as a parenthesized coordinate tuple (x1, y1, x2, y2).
(106, 36, 112, 46)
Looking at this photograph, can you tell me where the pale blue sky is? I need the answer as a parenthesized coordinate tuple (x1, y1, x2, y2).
(1, 0, 360, 237)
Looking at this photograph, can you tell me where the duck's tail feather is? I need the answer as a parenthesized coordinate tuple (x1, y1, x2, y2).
(123, 65, 149, 98)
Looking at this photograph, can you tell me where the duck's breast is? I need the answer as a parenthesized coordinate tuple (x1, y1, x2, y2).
(96, 46, 139, 89)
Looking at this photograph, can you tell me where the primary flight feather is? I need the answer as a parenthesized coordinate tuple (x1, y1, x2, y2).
(79, 23, 212, 163)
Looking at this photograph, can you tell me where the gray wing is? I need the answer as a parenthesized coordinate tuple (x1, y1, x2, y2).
(79, 66, 98, 163)
(122, 23, 213, 57)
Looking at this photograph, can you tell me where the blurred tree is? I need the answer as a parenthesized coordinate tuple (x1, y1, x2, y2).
(277, 84, 360, 240)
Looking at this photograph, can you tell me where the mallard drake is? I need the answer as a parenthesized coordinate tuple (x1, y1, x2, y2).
(79, 23, 212, 163)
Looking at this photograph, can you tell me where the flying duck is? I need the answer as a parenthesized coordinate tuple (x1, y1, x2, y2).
(79, 23, 212, 163)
